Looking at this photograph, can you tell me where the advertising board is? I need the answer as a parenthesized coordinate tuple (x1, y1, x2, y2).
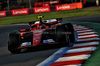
(12, 9, 29, 16)
(56, 3, 77, 11)
(0, 11, 6, 17)
(34, 6, 50, 13)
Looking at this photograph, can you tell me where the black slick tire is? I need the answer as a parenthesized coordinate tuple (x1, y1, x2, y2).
(55, 24, 69, 43)
(8, 32, 21, 54)
(64, 23, 75, 43)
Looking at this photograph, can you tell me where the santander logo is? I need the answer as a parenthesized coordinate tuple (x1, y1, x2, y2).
(34, 7, 50, 13)
(13, 10, 27, 15)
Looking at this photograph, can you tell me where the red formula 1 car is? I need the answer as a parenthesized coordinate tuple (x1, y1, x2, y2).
(8, 16, 75, 54)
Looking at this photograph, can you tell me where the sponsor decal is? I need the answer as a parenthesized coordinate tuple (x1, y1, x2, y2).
(12, 9, 29, 16)
(47, 39, 55, 42)
(21, 42, 31, 46)
(43, 40, 48, 43)
(34, 30, 44, 33)
(0, 11, 6, 17)
(56, 4, 77, 11)
(34, 6, 50, 13)
(43, 39, 55, 43)
(35, 33, 40, 36)
(47, 19, 57, 23)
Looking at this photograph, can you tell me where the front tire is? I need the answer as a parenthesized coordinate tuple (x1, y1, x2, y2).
(65, 23, 75, 43)
(55, 24, 70, 43)
(8, 32, 21, 54)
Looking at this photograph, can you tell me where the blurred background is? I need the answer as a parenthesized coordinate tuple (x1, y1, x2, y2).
(0, 0, 99, 11)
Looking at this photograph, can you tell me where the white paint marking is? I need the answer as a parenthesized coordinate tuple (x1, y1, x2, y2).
(74, 42, 99, 47)
(55, 54, 91, 62)
(75, 28, 89, 31)
(77, 30, 92, 33)
(0, 23, 28, 27)
(78, 32, 97, 35)
(67, 47, 96, 53)
(63, 64, 81, 66)
(78, 34, 98, 39)
(77, 38, 99, 41)
(74, 26, 85, 28)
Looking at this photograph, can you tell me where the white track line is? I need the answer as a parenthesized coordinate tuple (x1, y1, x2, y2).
(78, 34, 98, 39)
(74, 25, 86, 28)
(74, 42, 99, 47)
(75, 28, 89, 31)
(55, 54, 91, 62)
(78, 32, 97, 35)
(67, 47, 96, 53)
(77, 38, 99, 41)
(77, 30, 92, 33)
(63, 64, 81, 66)
(0, 24, 28, 27)
(76, 42, 99, 45)
(73, 42, 99, 47)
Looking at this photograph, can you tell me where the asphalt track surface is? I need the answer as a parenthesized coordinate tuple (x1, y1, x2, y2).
(0, 14, 100, 66)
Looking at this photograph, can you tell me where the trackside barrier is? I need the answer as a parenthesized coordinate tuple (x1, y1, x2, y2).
(34, 6, 50, 13)
(0, 2, 82, 17)
(12, 8, 29, 16)
(76, 2, 83, 9)
(56, 3, 77, 11)
(0, 11, 6, 17)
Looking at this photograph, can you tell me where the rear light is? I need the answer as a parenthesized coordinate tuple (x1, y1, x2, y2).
(20, 33, 24, 36)
(20, 29, 26, 32)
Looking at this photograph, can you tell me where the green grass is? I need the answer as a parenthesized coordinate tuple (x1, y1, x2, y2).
(0, 8, 100, 25)
(63, 21, 100, 66)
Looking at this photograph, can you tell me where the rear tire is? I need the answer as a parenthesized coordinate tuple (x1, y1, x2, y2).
(8, 32, 21, 54)
(65, 23, 75, 43)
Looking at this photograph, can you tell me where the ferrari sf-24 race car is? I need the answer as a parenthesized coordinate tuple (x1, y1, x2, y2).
(8, 16, 75, 54)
